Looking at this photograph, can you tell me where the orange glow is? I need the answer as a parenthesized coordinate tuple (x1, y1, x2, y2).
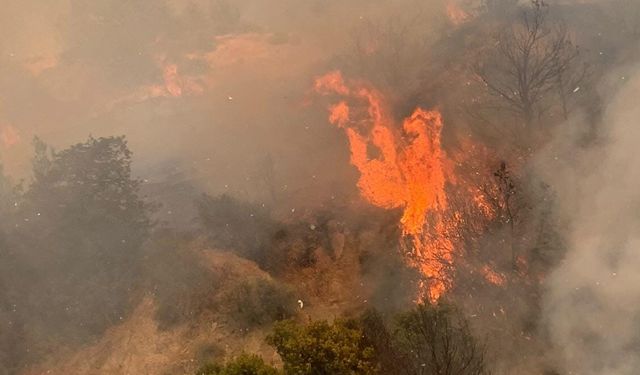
(24, 54, 58, 76)
(162, 64, 183, 97)
(482, 265, 506, 286)
(315, 71, 453, 302)
(143, 62, 204, 100)
(204, 33, 273, 69)
(446, 1, 470, 26)
(0, 125, 20, 147)
(158, 63, 203, 98)
(451, 138, 499, 219)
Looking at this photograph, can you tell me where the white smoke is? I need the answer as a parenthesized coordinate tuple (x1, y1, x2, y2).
(540, 68, 640, 374)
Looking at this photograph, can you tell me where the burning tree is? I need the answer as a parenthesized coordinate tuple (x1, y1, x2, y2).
(314, 71, 454, 302)
(314, 71, 506, 303)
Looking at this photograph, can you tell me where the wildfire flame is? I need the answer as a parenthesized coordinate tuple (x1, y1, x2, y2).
(482, 265, 506, 286)
(315, 71, 454, 302)
(148, 63, 204, 98)
(0, 125, 20, 148)
(445, 1, 470, 26)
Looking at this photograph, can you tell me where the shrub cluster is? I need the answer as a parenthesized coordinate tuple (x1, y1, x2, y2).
(224, 278, 296, 328)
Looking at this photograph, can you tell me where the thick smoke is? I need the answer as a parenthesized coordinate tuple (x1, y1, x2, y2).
(6, 0, 640, 373)
(539, 65, 640, 374)
(0, 0, 449, 225)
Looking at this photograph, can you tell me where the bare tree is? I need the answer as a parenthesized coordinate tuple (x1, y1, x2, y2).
(342, 8, 442, 113)
(474, 1, 584, 127)
(490, 162, 520, 269)
(361, 305, 489, 375)
(395, 303, 489, 375)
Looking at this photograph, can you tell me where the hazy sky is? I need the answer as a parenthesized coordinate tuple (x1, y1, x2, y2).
(0, 0, 452, 211)
(4, 2, 640, 373)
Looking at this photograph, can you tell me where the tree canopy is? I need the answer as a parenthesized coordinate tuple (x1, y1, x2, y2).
(0, 136, 152, 373)
(266, 319, 378, 375)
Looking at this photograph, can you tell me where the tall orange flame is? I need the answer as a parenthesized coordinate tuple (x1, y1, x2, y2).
(315, 71, 453, 302)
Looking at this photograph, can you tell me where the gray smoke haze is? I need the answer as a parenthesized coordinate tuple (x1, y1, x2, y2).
(5, 0, 640, 373)
(0, 0, 448, 213)
(538, 63, 640, 374)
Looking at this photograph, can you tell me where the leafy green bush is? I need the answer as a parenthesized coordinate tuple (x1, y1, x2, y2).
(266, 319, 378, 375)
(359, 309, 408, 375)
(196, 353, 279, 375)
(225, 278, 296, 328)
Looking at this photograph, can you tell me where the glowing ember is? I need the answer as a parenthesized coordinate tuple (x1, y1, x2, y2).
(315, 71, 453, 302)
(162, 64, 184, 97)
(482, 265, 506, 286)
(153, 63, 204, 98)
(133, 62, 205, 102)
(446, 1, 470, 26)
(24, 54, 58, 76)
(0, 125, 20, 147)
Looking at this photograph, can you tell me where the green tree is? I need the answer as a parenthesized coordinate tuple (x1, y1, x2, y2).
(0, 164, 15, 211)
(0, 163, 21, 232)
(196, 353, 280, 375)
(266, 319, 378, 375)
(0, 136, 153, 371)
(0, 165, 28, 374)
(15, 135, 152, 339)
(359, 309, 412, 375)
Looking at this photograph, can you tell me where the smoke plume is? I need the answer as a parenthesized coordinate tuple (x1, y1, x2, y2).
(540, 64, 640, 374)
